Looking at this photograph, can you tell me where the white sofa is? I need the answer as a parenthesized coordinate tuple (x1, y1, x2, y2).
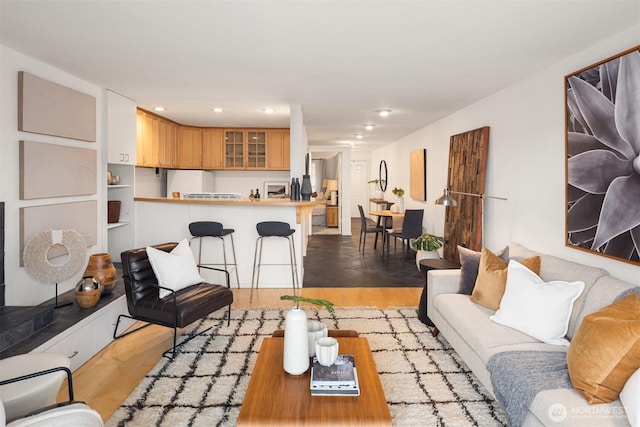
(427, 243, 638, 426)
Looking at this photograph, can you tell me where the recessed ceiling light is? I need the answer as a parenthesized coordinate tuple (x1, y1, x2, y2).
(154, 106, 165, 112)
(355, 133, 364, 139)
(212, 107, 224, 113)
(364, 124, 375, 131)
(377, 109, 391, 117)
(262, 108, 275, 114)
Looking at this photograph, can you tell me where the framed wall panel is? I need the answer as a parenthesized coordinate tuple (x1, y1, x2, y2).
(410, 149, 427, 201)
(20, 200, 97, 264)
(20, 141, 97, 200)
(18, 71, 96, 142)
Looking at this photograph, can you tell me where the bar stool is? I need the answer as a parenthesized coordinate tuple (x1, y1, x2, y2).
(189, 221, 240, 288)
(250, 221, 299, 302)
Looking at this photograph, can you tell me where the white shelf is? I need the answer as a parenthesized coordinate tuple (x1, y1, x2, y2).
(107, 222, 129, 230)
(107, 184, 131, 189)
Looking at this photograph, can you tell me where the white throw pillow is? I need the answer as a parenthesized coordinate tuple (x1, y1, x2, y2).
(490, 260, 585, 346)
(621, 368, 640, 427)
(146, 239, 204, 299)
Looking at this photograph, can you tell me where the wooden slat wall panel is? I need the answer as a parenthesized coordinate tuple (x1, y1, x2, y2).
(442, 127, 489, 262)
(20, 200, 97, 265)
(18, 71, 96, 142)
(20, 141, 97, 200)
(410, 149, 427, 201)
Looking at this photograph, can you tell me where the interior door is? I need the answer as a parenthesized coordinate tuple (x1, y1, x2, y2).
(350, 160, 368, 218)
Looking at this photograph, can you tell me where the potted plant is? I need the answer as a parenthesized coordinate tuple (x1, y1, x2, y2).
(412, 233, 446, 271)
(279, 295, 335, 375)
(391, 187, 405, 212)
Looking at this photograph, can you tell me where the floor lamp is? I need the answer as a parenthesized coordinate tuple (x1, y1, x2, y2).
(435, 188, 507, 247)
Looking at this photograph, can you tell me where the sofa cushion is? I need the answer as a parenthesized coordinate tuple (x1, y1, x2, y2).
(434, 293, 542, 365)
(567, 293, 640, 404)
(621, 368, 640, 427)
(457, 245, 508, 295)
(490, 260, 585, 346)
(508, 243, 610, 339)
(470, 248, 540, 310)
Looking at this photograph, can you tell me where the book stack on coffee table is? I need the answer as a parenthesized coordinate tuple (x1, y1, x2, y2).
(310, 354, 360, 396)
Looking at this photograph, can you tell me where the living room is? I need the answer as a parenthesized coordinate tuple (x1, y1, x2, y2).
(0, 1, 639, 426)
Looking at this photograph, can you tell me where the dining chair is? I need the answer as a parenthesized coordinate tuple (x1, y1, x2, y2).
(357, 205, 384, 253)
(389, 209, 424, 260)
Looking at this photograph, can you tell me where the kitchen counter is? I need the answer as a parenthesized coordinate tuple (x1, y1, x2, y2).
(133, 197, 323, 288)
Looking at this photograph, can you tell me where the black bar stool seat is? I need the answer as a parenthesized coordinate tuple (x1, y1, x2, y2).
(189, 221, 240, 287)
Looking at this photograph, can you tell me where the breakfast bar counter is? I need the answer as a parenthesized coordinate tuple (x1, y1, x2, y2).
(133, 197, 323, 288)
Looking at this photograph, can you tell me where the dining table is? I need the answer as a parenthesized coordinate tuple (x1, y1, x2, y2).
(369, 209, 405, 257)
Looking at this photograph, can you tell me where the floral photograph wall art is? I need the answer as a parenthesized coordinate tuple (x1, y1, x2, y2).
(565, 46, 640, 266)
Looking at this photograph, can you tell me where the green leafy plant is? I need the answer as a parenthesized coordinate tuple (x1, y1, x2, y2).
(392, 187, 404, 197)
(280, 295, 335, 312)
(412, 233, 446, 251)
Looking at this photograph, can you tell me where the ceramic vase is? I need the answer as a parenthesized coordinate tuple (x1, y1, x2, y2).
(300, 175, 312, 201)
(283, 308, 309, 375)
(83, 253, 118, 295)
(415, 249, 440, 271)
(307, 320, 328, 357)
(396, 196, 405, 213)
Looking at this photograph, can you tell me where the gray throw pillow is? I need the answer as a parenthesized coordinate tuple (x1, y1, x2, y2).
(458, 245, 509, 295)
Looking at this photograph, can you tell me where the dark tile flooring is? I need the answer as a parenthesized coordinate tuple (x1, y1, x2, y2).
(303, 219, 425, 288)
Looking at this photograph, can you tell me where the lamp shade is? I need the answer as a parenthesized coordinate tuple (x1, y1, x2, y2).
(435, 189, 458, 207)
(325, 180, 339, 193)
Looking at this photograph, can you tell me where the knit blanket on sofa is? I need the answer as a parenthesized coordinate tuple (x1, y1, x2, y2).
(487, 351, 573, 427)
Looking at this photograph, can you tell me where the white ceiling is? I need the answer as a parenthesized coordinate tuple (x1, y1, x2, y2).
(1, 1, 638, 150)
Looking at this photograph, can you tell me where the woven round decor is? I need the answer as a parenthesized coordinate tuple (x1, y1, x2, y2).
(23, 229, 87, 284)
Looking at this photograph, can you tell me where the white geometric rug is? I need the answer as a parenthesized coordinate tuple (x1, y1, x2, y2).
(107, 307, 506, 426)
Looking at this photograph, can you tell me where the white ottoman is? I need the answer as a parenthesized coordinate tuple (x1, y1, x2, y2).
(0, 353, 70, 421)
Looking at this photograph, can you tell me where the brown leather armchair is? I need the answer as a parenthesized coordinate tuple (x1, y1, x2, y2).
(113, 242, 234, 357)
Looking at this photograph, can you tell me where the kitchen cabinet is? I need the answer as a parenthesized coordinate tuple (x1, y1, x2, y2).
(177, 126, 203, 169)
(202, 128, 224, 169)
(267, 129, 290, 170)
(106, 90, 136, 165)
(136, 108, 177, 168)
(224, 129, 274, 170)
(157, 118, 177, 168)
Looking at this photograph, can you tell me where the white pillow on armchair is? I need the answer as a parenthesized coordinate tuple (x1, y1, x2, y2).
(146, 239, 204, 299)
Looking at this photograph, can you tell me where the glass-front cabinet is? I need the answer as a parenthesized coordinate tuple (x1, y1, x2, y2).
(247, 131, 266, 168)
(224, 130, 244, 169)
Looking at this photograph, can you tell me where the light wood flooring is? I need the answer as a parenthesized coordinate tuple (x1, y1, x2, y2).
(61, 287, 422, 422)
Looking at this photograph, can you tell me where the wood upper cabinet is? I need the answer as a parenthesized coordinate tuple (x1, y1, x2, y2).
(267, 129, 290, 170)
(202, 128, 224, 169)
(224, 129, 267, 169)
(246, 130, 267, 169)
(224, 130, 245, 169)
(176, 126, 203, 169)
(136, 108, 177, 168)
(157, 119, 177, 168)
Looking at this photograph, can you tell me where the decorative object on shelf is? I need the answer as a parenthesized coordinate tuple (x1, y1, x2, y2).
(301, 154, 312, 201)
(249, 189, 255, 201)
(412, 233, 446, 271)
(265, 181, 289, 199)
(23, 229, 87, 309)
(172, 192, 180, 199)
(254, 188, 260, 201)
(280, 295, 335, 375)
(307, 320, 328, 357)
(107, 170, 112, 185)
(435, 188, 507, 248)
(107, 200, 121, 224)
(315, 337, 339, 367)
(83, 252, 118, 295)
(74, 276, 102, 308)
(392, 187, 405, 213)
(564, 46, 640, 266)
(290, 177, 296, 201)
(368, 178, 385, 200)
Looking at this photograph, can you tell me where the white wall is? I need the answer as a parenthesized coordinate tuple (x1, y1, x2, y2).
(0, 46, 105, 305)
(372, 27, 640, 285)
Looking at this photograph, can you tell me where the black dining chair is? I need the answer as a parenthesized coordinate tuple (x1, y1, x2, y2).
(389, 209, 424, 260)
(358, 205, 384, 253)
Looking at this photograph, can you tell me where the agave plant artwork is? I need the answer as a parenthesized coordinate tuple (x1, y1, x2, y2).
(565, 47, 640, 264)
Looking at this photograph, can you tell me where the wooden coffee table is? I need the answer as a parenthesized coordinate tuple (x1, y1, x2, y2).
(237, 335, 391, 426)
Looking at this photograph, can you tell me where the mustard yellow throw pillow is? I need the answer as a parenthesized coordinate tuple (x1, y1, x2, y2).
(470, 247, 541, 310)
(567, 293, 640, 404)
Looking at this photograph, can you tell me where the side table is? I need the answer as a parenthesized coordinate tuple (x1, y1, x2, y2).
(418, 258, 460, 326)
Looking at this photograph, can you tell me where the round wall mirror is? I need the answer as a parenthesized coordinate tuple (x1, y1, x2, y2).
(379, 160, 388, 192)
